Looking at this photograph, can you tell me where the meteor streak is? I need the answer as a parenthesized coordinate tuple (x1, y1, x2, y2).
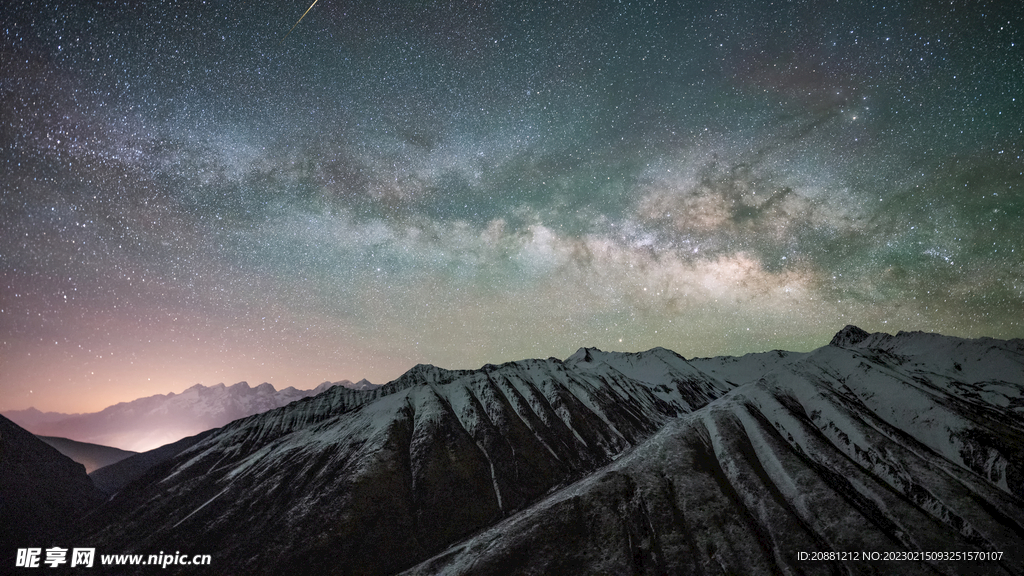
(280, 0, 321, 44)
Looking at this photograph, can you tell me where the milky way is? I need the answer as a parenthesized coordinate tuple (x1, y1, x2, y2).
(2, 0, 1022, 412)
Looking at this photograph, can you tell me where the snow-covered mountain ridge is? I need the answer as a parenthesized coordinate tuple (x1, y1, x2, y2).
(76, 326, 1024, 575)
(406, 327, 1024, 575)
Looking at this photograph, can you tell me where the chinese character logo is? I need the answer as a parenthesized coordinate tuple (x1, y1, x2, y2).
(71, 548, 96, 568)
(15, 548, 40, 568)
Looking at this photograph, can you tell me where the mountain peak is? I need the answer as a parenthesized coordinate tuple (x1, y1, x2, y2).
(829, 325, 872, 348)
(566, 347, 603, 363)
(351, 379, 378, 390)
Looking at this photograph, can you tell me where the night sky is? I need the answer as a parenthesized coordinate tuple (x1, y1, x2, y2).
(2, 0, 1022, 413)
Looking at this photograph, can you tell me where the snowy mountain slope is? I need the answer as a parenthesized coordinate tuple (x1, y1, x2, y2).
(7, 381, 350, 452)
(77, 353, 727, 575)
(830, 324, 1024, 387)
(73, 326, 1024, 575)
(405, 328, 1024, 576)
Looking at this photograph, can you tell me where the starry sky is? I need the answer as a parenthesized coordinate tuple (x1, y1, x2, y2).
(2, 0, 1022, 413)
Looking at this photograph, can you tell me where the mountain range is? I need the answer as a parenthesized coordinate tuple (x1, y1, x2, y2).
(3, 326, 1022, 574)
(3, 379, 378, 452)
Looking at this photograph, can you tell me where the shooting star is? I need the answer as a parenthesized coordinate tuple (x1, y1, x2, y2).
(280, 0, 321, 44)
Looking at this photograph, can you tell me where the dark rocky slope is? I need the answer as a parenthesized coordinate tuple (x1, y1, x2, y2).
(36, 436, 137, 474)
(0, 415, 106, 562)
